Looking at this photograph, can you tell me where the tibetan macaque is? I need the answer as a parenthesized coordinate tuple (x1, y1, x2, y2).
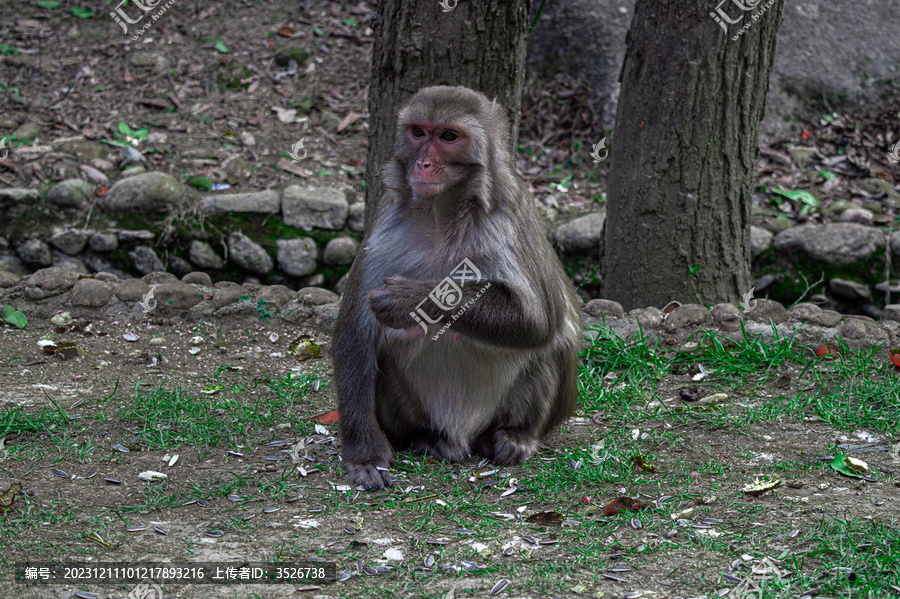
(333, 86, 580, 489)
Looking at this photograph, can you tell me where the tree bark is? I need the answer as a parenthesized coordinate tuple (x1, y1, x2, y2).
(601, 0, 785, 310)
(364, 0, 533, 228)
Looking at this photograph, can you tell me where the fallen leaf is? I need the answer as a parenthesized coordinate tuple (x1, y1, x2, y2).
(311, 409, 339, 425)
(602, 496, 643, 517)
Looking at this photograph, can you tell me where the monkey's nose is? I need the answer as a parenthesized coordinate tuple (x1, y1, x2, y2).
(417, 160, 431, 169)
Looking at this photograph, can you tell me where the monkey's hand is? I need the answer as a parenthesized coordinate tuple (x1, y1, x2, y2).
(344, 438, 396, 490)
(368, 276, 435, 330)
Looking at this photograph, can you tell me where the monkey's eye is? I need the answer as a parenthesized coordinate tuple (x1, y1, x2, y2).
(440, 131, 459, 142)
(410, 126, 426, 138)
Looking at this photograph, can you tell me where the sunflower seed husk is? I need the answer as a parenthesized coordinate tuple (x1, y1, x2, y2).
(363, 566, 377, 575)
(264, 455, 285, 461)
(155, 526, 167, 535)
(425, 555, 435, 567)
(490, 579, 510, 595)
(426, 538, 449, 545)
(655, 495, 672, 508)
(701, 518, 723, 525)
(457, 529, 475, 535)
(338, 568, 353, 581)
(502, 546, 515, 557)
(75, 593, 99, 599)
(344, 526, 356, 535)
(125, 526, 146, 532)
(205, 529, 224, 538)
(267, 440, 286, 446)
(731, 559, 743, 570)
(104, 478, 122, 485)
(522, 535, 537, 544)
(608, 567, 631, 573)
(54, 469, 68, 478)
(538, 538, 558, 545)
(603, 573, 628, 582)
(460, 560, 477, 571)
(242, 514, 254, 521)
(262, 506, 280, 514)
(324, 537, 336, 547)
(112, 443, 130, 453)
(197, 499, 208, 507)
(789, 528, 800, 538)
(227, 450, 244, 457)
(71, 398, 85, 409)
(500, 486, 517, 497)
(228, 494, 242, 502)
(624, 592, 644, 599)
(86, 470, 96, 479)
(722, 573, 742, 583)
(308, 506, 324, 513)
(631, 518, 642, 529)
(375, 566, 390, 573)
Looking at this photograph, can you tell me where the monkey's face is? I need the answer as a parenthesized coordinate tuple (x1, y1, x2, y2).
(404, 122, 470, 199)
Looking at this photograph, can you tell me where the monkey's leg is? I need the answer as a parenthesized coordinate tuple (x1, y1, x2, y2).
(409, 433, 468, 463)
(472, 428, 539, 466)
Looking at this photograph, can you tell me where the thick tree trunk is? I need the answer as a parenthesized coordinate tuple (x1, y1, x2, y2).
(601, 0, 785, 310)
(364, 0, 533, 227)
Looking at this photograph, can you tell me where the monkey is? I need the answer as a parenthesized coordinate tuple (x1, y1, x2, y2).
(333, 86, 580, 490)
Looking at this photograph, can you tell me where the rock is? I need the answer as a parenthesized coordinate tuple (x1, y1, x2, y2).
(875, 281, 900, 295)
(143, 272, 178, 285)
(27, 267, 79, 294)
(212, 284, 248, 308)
(118, 230, 155, 245)
(787, 302, 822, 322)
(555, 212, 605, 255)
(750, 226, 773, 260)
(0, 270, 21, 288)
(182, 272, 212, 287)
(813, 309, 842, 328)
(79, 164, 108, 184)
(583, 298, 624, 320)
(129, 246, 165, 275)
(754, 274, 778, 293)
(888, 231, 900, 257)
(155, 282, 203, 309)
(858, 177, 894, 195)
(49, 230, 89, 255)
(302, 273, 325, 287)
(773, 223, 883, 265)
(711, 303, 742, 331)
(94, 272, 120, 284)
(98, 172, 183, 212)
(274, 47, 312, 66)
(840, 316, 888, 348)
(54, 256, 89, 274)
(83, 256, 127, 279)
(46, 179, 95, 209)
(114, 278, 151, 302)
(882, 304, 900, 324)
(89, 232, 119, 252)
(296, 287, 340, 305)
(348, 202, 366, 232)
(0, 188, 39, 204)
(334, 272, 350, 295)
(281, 186, 349, 231)
(71, 279, 114, 307)
(826, 199, 854, 216)
(628, 306, 663, 329)
(200, 190, 280, 214)
(763, 217, 792, 235)
(744, 298, 788, 324)
(228, 232, 273, 275)
(663, 304, 709, 332)
(189, 240, 225, 270)
(828, 278, 871, 301)
(168, 255, 192, 278)
(17, 239, 52, 267)
(787, 146, 818, 167)
(72, 141, 109, 161)
(323, 237, 359, 266)
(0, 252, 27, 276)
(222, 155, 253, 183)
(12, 121, 40, 142)
(840, 207, 874, 225)
(276, 238, 318, 277)
(258, 285, 294, 309)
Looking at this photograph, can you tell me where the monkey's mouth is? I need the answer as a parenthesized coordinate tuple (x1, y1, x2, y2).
(411, 180, 444, 196)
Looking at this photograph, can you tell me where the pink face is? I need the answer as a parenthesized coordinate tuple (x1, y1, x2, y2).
(406, 122, 468, 198)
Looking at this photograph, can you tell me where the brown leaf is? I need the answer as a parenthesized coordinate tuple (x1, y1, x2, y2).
(602, 496, 643, 517)
(311, 410, 339, 425)
(278, 25, 297, 37)
(525, 511, 563, 527)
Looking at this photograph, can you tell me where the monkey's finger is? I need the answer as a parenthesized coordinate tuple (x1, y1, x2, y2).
(345, 463, 394, 490)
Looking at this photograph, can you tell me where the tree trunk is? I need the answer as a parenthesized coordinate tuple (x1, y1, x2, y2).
(364, 0, 533, 228)
(600, 0, 785, 311)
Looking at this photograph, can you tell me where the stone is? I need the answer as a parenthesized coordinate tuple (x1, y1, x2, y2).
(711, 303, 741, 331)
(83, 256, 127, 279)
(27, 267, 79, 294)
(46, 179, 95, 209)
(826, 199, 853, 216)
(0, 188, 39, 204)
(628, 306, 663, 330)
(829, 278, 871, 301)
(555, 212, 605, 255)
(812, 309, 842, 328)
(840, 316, 888, 347)
(882, 304, 900, 324)
(200, 190, 280, 214)
(0, 252, 27, 276)
(89, 233, 119, 252)
(840, 207, 874, 225)
(114, 278, 151, 302)
(0, 270, 21, 288)
(129, 246, 165, 275)
(787, 302, 822, 322)
(49, 230, 89, 255)
(118, 230, 156, 245)
(228, 232, 273, 275)
(663, 304, 709, 333)
(212, 284, 248, 309)
(749, 226, 773, 260)
(773, 223, 883, 265)
(296, 287, 340, 305)
(743, 298, 787, 325)
(79, 164, 108, 184)
(334, 272, 349, 295)
(763, 217, 792, 235)
(222, 155, 253, 183)
(583, 298, 624, 320)
(323, 237, 359, 266)
(182, 272, 212, 287)
(858, 177, 894, 195)
(143, 272, 178, 285)
(72, 141, 108, 161)
(787, 146, 818, 167)
(302, 273, 325, 287)
(168, 255, 192, 278)
(258, 285, 294, 309)
(17, 239, 52, 267)
(189, 240, 225, 270)
(276, 238, 318, 277)
(98, 172, 183, 212)
(281, 186, 349, 231)
(71, 279, 113, 307)
(94, 272, 120, 284)
(348, 202, 366, 232)
(12, 121, 40, 142)
(54, 256, 90, 274)
(155, 283, 203, 309)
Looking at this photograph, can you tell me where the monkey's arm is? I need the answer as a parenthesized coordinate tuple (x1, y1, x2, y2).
(368, 276, 552, 348)
(334, 277, 395, 489)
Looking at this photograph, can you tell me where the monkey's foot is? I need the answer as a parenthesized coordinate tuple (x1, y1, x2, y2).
(410, 436, 467, 463)
(345, 462, 394, 490)
(473, 428, 539, 466)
